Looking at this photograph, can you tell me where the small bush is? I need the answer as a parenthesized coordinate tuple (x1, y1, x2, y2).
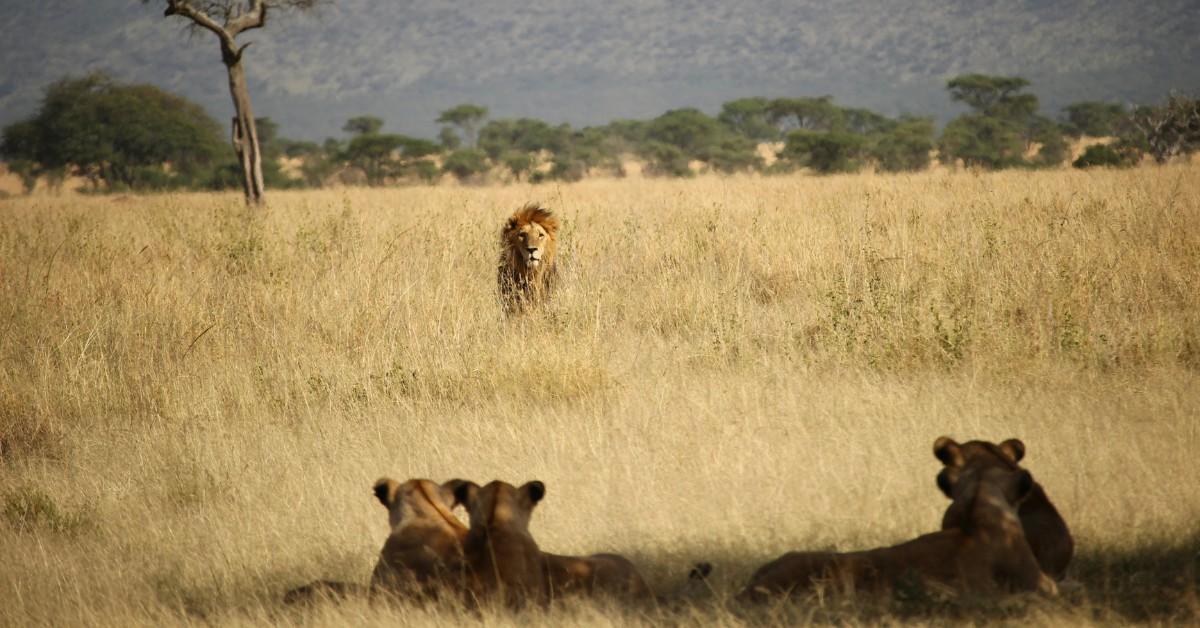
(1073, 144, 1136, 169)
(781, 130, 867, 174)
(441, 149, 490, 182)
(3, 486, 94, 535)
(639, 141, 693, 177)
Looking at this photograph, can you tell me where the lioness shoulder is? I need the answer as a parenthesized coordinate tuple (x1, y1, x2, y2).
(370, 477, 470, 599)
(455, 479, 549, 608)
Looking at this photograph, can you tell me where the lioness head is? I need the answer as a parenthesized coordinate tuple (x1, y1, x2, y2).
(373, 477, 469, 530)
(453, 480, 546, 531)
(933, 436, 1024, 499)
(952, 463, 1035, 514)
(935, 436, 1035, 535)
(933, 435, 1075, 582)
(503, 204, 558, 270)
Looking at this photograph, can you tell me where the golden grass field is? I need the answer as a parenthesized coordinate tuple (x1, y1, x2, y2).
(1, 163, 1199, 626)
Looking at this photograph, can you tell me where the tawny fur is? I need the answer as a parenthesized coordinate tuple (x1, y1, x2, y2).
(455, 480, 550, 608)
(934, 436, 1074, 581)
(497, 204, 560, 314)
(369, 478, 471, 600)
(542, 552, 653, 602)
(739, 465, 1055, 602)
(283, 477, 468, 605)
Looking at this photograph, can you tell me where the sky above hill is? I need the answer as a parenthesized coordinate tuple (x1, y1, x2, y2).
(1, 0, 1197, 141)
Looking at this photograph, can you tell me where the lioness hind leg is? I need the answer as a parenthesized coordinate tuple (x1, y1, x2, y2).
(1037, 572, 1059, 597)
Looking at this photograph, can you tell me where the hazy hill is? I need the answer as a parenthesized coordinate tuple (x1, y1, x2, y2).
(1, 0, 1197, 140)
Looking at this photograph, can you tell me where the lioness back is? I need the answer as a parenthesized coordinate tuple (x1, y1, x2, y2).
(455, 479, 549, 608)
(934, 436, 1074, 580)
(740, 465, 1051, 601)
(282, 477, 468, 605)
(369, 477, 470, 600)
(543, 552, 653, 602)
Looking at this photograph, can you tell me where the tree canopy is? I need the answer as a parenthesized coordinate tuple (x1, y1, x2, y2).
(1, 73, 225, 190)
(947, 74, 1032, 112)
(718, 98, 778, 141)
(343, 115, 384, 136)
(436, 104, 489, 147)
(938, 73, 1066, 169)
(1061, 101, 1129, 137)
(334, 115, 444, 186)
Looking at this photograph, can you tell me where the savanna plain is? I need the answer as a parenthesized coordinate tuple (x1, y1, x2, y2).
(1, 164, 1199, 626)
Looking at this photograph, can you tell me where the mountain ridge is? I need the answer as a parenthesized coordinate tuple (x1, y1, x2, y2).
(1, 0, 1197, 140)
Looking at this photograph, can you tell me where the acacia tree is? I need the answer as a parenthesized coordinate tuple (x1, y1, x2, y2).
(153, 0, 318, 205)
(939, 74, 1065, 169)
(1133, 94, 1200, 164)
(436, 104, 488, 148)
(718, 97, 778, 141)
(1, 73, 225, 191)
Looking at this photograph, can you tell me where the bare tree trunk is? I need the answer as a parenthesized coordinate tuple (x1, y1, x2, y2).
(223, 50, 265, 205)
(163, 0, 272, 206)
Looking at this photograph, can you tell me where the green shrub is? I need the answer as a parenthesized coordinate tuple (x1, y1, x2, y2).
(781, 130, 867, 174)
(441, 149, 490, 182)
(3, 486, 94, 535)
(1072, 144, 1136, 169)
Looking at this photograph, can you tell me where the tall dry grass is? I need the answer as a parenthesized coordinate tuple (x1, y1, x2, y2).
(1, 164, 1198, 626)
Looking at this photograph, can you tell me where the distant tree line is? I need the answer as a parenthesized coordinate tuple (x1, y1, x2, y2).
(3, 72, 1198, 194)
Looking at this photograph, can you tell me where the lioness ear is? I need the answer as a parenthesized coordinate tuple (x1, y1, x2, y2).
(999, 438, 1026, 463)
(523, 481, 546, 505)
(1014, 470, 1035, 501)
(453, 480, 479, 507)
(936, 469, 955, 498)
(440, 479, 472, 509)
(373, 478, 399, 507)
(933, 436, 964, 467)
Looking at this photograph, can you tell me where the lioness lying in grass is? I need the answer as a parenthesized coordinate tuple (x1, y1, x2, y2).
(739, 463, 1056, 602)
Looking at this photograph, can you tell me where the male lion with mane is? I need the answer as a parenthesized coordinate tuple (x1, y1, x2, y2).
(498, 204, 559, 314)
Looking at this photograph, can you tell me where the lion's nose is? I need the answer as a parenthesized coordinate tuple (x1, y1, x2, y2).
(526, 247, 539, 254)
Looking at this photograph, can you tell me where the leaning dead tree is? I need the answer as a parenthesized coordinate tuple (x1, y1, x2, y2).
(156, 0, 318, 205)
(1133, 94, 1200, 164)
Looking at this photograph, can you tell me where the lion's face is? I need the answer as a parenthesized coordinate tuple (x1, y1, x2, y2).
(510, 221, 550, 268)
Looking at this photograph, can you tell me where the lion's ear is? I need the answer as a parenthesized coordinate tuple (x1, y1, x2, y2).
(1013, 470, 1035, 502)
(999, 438, 1026, 463)
(505, 218, 518, 233)
(453, 480, 479, 508)
(440, 479, 473, 509)
(936, 469, 956, 498)
(933, 436, 964, 467)
(522, 480, 546, 505)
(373, 478, 400, 507)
